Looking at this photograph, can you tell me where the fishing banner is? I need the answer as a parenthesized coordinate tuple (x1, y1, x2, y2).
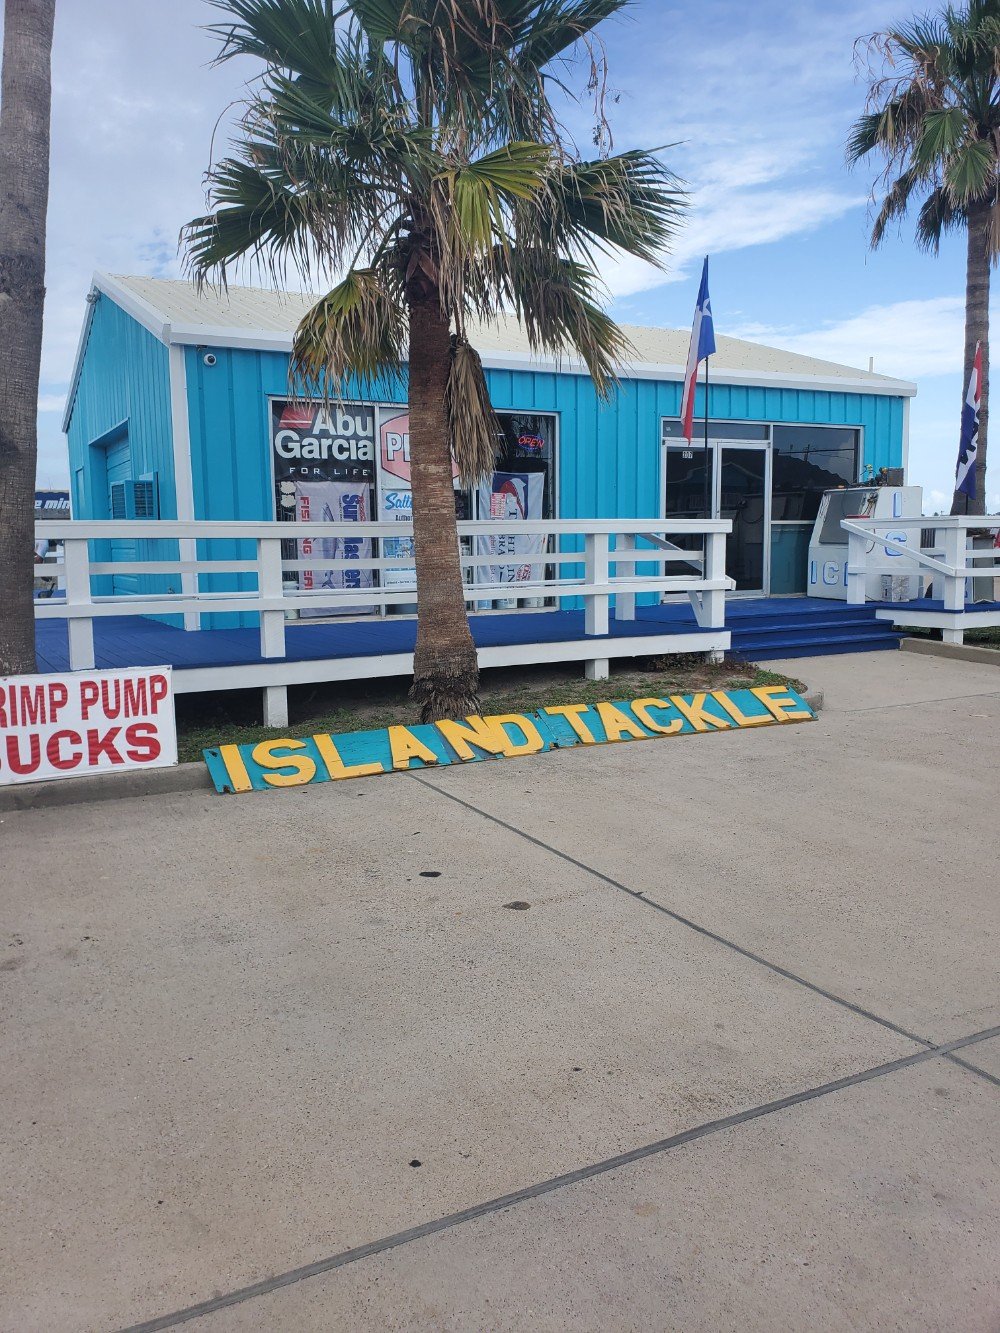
(295, 479, 375, 616)
(476, 471, 545, 587)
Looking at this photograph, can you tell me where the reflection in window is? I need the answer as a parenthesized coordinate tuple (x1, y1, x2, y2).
(771, 426, 859, 521)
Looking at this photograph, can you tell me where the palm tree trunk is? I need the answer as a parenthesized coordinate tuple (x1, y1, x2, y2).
(407, 293, 480, 721)
(0, 0, 55, 676)
(952, 198, 989, 516)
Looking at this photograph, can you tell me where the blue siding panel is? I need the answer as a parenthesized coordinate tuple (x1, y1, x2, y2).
(70, 296, 909, 613)
(64, 294, 178, 612)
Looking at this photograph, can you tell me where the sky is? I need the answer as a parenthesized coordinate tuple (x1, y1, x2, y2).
(16, 0, 997, 512)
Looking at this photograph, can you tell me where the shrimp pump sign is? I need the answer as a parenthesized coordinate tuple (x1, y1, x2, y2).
(0, 667, 177, 785)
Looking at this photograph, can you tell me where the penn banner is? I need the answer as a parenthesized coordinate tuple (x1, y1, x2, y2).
(295, 479, 375, 616)
(1, 667, 177, 786)
(378, 409, 417, 592)
(204, 685, 815, 795)
(476, 470, 546, 588)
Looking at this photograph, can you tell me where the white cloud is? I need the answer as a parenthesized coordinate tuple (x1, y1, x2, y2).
(729, 297, 967, 379)
(37, 393, 66, 414)
(576, 3, 876, 299)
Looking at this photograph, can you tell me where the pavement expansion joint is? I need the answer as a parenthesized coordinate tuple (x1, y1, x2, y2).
(118, 1021, 1000, 1333)
(409, 772, 1000, 1089)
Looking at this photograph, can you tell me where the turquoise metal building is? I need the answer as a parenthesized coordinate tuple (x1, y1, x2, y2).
(64, 273, 916, 604)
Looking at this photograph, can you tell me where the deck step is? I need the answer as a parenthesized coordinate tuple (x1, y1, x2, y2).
(727, 618, 892, 641)
(729, 630, 904, 662)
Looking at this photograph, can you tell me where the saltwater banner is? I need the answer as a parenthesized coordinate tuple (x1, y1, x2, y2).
(203, 685, 814, 796)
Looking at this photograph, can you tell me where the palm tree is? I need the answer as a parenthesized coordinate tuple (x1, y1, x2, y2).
(848, 0, 1000, 516)
(0, 0, 56, 676)
(184, 0, 684, 720)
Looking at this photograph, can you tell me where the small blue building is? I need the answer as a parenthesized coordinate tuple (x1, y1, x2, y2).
(64, 272, 916, 605)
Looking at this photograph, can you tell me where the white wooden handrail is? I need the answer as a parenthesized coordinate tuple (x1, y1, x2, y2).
(34, 517, 735, 674)
(841, 514, 1000, 644)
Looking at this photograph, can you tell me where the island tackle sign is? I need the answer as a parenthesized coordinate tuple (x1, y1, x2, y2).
(204, 685, 814, 795)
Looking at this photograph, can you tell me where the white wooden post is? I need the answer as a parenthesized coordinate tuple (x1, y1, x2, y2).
(584, 530, 609, 680)
(63, 538, 95, 670)
(941, 523, 965, 644)
(179, 536, 199, 631)
(690, 530, 726, 627)
(258, 537, 287, 659)
(263, 686, 289, 729)
(258, 537, 289, 728)
(702, 528, 727, 662)
(846, 529, 867, 605)
(615, 532, 636, 622)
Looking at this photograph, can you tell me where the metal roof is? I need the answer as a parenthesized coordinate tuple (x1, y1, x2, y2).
(63, 270, 917, 430)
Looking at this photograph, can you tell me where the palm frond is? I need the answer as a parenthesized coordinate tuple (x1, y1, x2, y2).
(914, 184, 964, 251)
(435, 141, 553, 256)
(516, 0, 629, 70)
(913, 105, 969, 168)
(184, 151, 320, 282)
(444, 337, 502, 486)
(870, 165, 924, 248)
(501, 246, 631, 395)
(290, 268, 407, 395)
(944, 137, 996, 202)
(206, 0, 339, 74)
(534, 149, 685, 266)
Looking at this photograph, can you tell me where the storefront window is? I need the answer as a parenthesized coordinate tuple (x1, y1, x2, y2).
(269, 397, 558, 616)
(771, 425, 859, 522)
(486, 413, 556, 518)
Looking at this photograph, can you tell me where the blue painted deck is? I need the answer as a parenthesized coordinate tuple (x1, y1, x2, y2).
(875, 596, 1000, 614)
(34, 597, 912, 675)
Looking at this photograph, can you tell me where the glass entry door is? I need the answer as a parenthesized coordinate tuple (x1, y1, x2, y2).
(664, 442, 769, 594)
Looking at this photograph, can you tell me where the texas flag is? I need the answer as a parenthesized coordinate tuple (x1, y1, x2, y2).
(679, 256, 717, 442)
(955, 342, 982, 501)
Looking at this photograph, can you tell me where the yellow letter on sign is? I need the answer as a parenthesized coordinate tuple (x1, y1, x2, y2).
(750, 685, 812, 721)
(388, 725, 440, 770)
(542, 703, 598, 743)
(631, 698, 684, 735)
(313, 734, 385, 780)
(711, 690, 772, 727)
(669, 693, 731, 732)
(436, 716, 511, 760)
(251, 739, 317, 788)
(486, 714, 545, 755)
(595, 701, 649, 742)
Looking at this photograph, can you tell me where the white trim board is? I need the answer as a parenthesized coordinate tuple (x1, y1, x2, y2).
(168, 630, 732, 694)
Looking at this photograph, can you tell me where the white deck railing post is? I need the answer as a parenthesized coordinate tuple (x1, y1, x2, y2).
(584, 530, 610, 680)
(180, 537, 199, 631)
(846, 529, 867, 605)
(62, 538, 95, 670)
(941, 525, 966, 643)
(700, 530, 727, 661)
(258, 537, 289, 727)
(615, 532, 636, 622)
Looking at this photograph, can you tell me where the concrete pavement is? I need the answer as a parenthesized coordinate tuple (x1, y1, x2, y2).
(1, 650, 998, 1331)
